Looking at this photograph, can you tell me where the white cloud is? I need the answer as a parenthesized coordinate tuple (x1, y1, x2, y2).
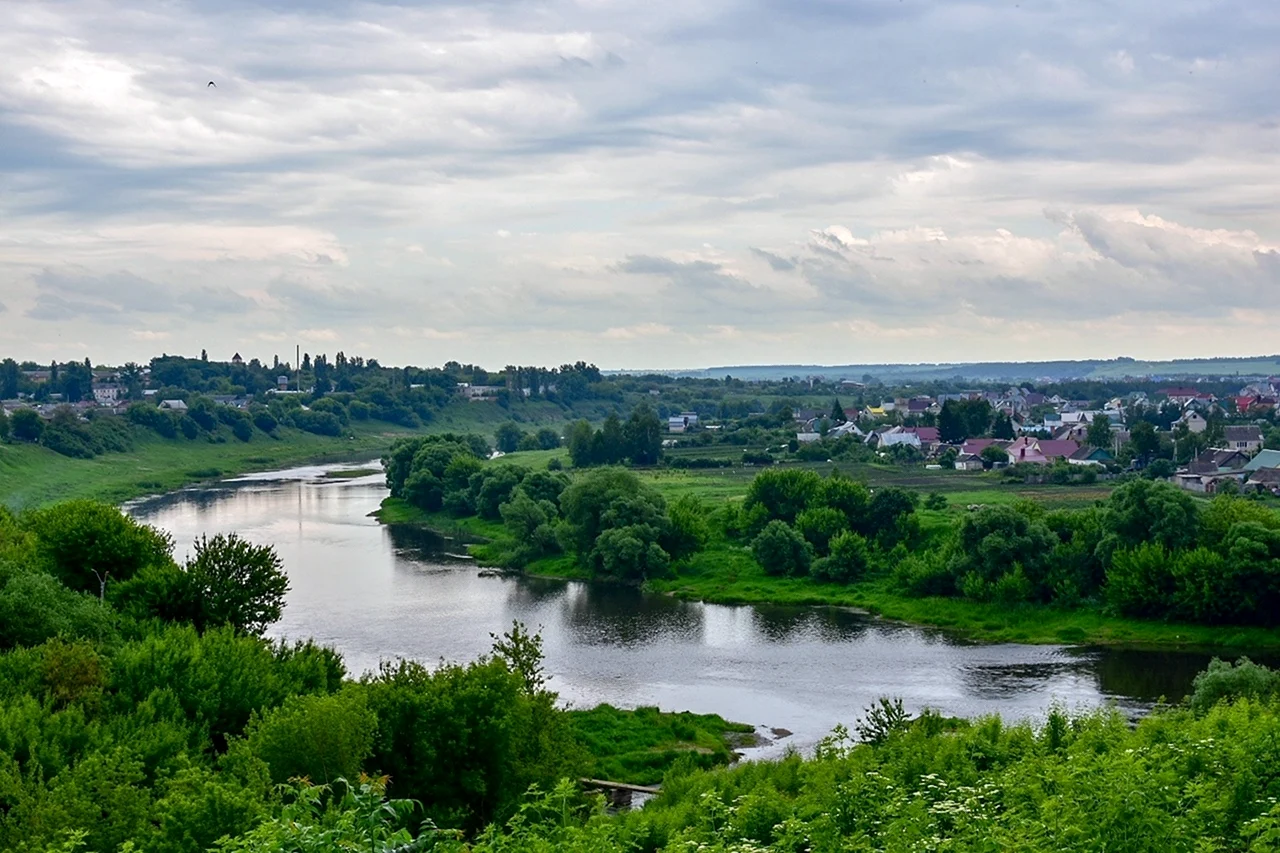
(0, 0, 1278, 367)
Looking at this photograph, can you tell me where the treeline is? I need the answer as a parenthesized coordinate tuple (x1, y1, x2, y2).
(724, 470, 1280, 626)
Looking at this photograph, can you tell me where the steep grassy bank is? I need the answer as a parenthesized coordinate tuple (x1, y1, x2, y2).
(0, 423, 412, 510)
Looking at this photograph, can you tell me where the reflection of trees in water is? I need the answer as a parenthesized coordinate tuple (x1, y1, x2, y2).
(386, 523, 450, 556)
(130, 485, 243, 516)
(957, 659, 1097, 701)
(558, 583, 705, 647)
(749, 606, 872, 644)
(1081, 648, 1280, 704)
(505, 577, 572, 609)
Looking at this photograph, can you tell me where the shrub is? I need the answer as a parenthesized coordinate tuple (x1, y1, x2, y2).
(812, 531, 871, 583)
(751, 520, 813, 577)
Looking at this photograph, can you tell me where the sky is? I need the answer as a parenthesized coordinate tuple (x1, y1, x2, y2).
(1, 0, 1278, 370)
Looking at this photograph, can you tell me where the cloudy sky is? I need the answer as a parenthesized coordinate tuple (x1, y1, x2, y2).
(1, 0, 1278, 369)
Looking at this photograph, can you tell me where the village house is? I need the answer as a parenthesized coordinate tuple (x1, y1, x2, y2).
(1005, 437, 1080, 465)
(1221, 425, 1264, 454)
(159, 399, 187, 412)
(92, 384, 121, 405)
(1066, 446, 1113, 466)
(1178, 411, 1208, 433)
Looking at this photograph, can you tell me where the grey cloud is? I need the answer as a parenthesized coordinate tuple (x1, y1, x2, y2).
(30, 268, 252, 318)
(27, 292, 123, 322)
(750, 248, 796, 271)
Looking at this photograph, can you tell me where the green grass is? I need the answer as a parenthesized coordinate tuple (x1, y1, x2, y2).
(0, 422, 417, 511)
(321, 467, 381, 479)
(565, 704, 756, 786)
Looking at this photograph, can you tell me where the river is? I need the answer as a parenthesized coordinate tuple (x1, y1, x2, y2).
(127, 461, 1229, 756)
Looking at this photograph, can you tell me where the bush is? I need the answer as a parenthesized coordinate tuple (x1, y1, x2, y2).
(1189, 658, 1280, 714)
(247, 689, 376, 784)
(751, 520, 813, 577)
(812, 531, 871, 583)
(11, 408, 44, 442)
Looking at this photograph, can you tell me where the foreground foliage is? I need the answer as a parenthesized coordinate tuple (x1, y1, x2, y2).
(229, 662, 1280, 852)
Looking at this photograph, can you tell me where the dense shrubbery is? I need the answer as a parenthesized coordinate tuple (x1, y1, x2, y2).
(230, 658, 1280, 852)
(385, 435, 693, 581)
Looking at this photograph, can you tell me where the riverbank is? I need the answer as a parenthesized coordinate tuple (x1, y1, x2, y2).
(374, 496, 1280, 652)
(0, 423, 412, 510)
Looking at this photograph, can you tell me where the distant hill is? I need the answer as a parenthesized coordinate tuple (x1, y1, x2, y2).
(622, 356, 1280, 383)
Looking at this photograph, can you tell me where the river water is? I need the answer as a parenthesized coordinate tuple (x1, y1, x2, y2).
(127, 462, 1231, 755)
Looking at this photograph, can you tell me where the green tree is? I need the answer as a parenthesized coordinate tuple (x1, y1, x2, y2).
(1103, 479, 1199, 554)
(937, 400, 966, 444)
(565, 419, 595, 467)
(980, 444, 1009, 467)
(751, 520, 813, 577)
(11, 407, 43, 442)
(1128, 420, 1160, 459)
(742, 468, 823, 531)
(0, 357, 19, 398)
(992, 411, 1016, 440)
(830, 399, 847, 423)
(811, 531, 871, 583)
(623, 404, 663, 465)
(1087, 414, 1113, 449)
(0, 407, 8, 442)
(495, 422, 525, 454)
(24, 500, 174, 598)
(535, 427, 561, 450)
(795, 506, 848, 555)
(184, 533, 290, 635)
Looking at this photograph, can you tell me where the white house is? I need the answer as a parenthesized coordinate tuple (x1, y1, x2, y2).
(92, 385, 120, 405)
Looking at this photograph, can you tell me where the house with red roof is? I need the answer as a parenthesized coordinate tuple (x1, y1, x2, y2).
(1006, 437, 1080, 464)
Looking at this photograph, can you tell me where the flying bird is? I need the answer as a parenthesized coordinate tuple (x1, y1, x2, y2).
(207, 81, 216, 87)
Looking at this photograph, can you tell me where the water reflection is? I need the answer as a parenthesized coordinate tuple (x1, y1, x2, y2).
(749, 606, 872, 644)
(559, 583, 705, 648)
(126, 463, 1273, 756)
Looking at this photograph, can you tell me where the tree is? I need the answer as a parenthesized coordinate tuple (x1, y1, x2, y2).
(565, 419, 594, 467)
(0, 408, 7, 442)
(495, 422, 524, 454)
(1087, 414, 1113, 449)
(742, 468, 823, 530)
(980, 444, 1009, 467)
(811, 530, 871, 583)
(992, 412, 1016, 440)
(938, 401, 966, 444)
(623, 404, 663, 465)
(830, 399, 847, 424)
(1128, 421, 1160, 459)
(535, 427, 561, 450)
(24, 500, 174, 599)
(795, 506, 848, 555)
(1104, 479, 1199, 554)
(751, 520, 813, 577)
(0, 358, 19, 398)
(184, 533, 290, 635)
(11, 408, 43, 442)
(201, 348, 208, 362)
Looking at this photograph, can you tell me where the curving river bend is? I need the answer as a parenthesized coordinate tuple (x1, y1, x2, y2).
(128, 461, 1234, 756)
